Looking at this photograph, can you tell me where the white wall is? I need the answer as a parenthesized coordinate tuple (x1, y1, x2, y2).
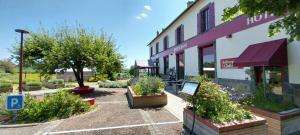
(184, 46, 199, 76)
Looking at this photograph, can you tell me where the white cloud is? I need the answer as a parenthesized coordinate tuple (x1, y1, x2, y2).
(135, 16, 142, 20)
(140, 13, 148, 18)
(144, 5, 152, 11)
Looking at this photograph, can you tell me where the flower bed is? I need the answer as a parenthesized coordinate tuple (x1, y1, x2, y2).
(98, 80, 127, 88)
(72, 86, 95, 95)
(183, 76, 267, 135)
(23, 80, 42, 91)
(0, 80, 13, 93)
(127, 77, 167, 108)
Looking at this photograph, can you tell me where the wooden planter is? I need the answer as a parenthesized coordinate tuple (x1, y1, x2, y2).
(0, 86, 13, 93)
(245, 106, 300, 135)
(127, 86, 167, 108)
(45, 83, 65, 89)
(23, 85, 42, 91)
(183, 108, 267, 135)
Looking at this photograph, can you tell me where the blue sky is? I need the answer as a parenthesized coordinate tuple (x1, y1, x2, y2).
(0, 0, 190, 68)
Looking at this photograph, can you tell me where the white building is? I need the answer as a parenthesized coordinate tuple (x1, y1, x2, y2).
(55, 68, 95, 82)
(147, 0, 300, 106)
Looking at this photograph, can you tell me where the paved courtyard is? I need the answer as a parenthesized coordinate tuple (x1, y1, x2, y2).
(0, 88, 186, 135)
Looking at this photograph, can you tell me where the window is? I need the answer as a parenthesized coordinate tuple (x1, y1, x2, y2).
(199, 45, 215, 79)
(163, 36, 169, 50)
(164, 56, 169, 75)
(201, 8, 210, 33)
(150, 47, 153, 56)
(156, 43, 159, 54)
(176, 25, 184, 45)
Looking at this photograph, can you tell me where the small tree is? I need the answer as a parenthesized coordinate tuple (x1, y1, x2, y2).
(223, 0, 300, 41)
(0, 59, 16, 73)
(12, 25, 123, 87)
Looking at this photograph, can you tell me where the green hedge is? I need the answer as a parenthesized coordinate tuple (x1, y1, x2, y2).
(0, 80, 12, 88)
(189, 75, 252, 123)
(98, 80, 127, 88)
(130, 77, 164, 95)
(26, 80, 42, 86)
(48, 79, 64, 85)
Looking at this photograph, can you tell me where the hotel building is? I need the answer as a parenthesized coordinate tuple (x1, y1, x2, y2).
(147, 0, 300, 106)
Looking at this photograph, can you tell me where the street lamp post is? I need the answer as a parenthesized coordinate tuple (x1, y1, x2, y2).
(15, 29, 29, 94)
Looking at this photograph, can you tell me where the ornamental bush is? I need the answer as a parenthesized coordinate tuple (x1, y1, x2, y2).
(48, 79, 64, 85)
(17, 90, 92, 123)
(26, 80, 42, 86)
(98, 80, 127, 88)
(189, 75, 252, 123)
(131, 77, 164, 95)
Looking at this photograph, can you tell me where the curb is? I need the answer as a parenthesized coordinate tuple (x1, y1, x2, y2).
(0, 123, 39, 128)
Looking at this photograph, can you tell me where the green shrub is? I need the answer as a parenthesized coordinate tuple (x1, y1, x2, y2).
(98, 80, 127, 88)
(48, 79, 64, 85)
(131, 77, 164, 95)
(239, 84, 295, 112)
(26, 80, 42, 86)
(0, 80, 12, 87)
(0, 93, 13, 118)
(17, 90, 92, 123)
(188, 75, 252, 123)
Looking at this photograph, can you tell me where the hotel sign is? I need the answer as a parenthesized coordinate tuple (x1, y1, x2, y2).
(221, 58, 241, 69)
(247, 12, 274, 26)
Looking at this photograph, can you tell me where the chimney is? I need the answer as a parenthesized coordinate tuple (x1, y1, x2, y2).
(187, 1, 194, 7)
(156, 30, 159, 36)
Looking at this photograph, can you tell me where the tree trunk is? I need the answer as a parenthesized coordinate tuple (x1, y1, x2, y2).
(72, 67, 85, 87)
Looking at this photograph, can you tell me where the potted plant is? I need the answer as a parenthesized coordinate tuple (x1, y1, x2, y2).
(0, 80, 13, 93)
(45, 79, 65, 89)
(127, 77, 167, 108)
(183, 76, 267, 135)
(23, 80, 42, 91)
(237, 84, 300, 135)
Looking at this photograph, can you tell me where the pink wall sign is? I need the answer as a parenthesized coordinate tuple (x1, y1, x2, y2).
(221, 58, 241, 69)
(150, 13, 278, 60)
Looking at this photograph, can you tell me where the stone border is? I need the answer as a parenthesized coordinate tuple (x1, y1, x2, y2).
(183, 108, 267, 134)
(127, 86, 167, 108)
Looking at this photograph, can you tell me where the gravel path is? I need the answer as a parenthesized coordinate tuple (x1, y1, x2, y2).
(0, 88, 184, 135)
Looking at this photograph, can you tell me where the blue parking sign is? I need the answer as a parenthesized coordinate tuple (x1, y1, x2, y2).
(6, 95, 24, 111)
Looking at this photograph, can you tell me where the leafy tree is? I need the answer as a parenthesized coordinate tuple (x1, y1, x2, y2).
(12, 25, 123, 87)
(223, 0, 300, 41)
(0, 59, 16, 73)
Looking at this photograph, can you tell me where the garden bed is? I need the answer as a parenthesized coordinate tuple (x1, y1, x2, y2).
(127, 86, 167, 108)
(183, 108, 267, 135)
(244, 106, 300, 135)
(45, 83, 65, 89)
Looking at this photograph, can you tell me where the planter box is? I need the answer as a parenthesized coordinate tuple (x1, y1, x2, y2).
(0, 86, 13, 93)
(45, 83, 65, 89)
(23, 85, 42, 91)
(127, 86, 167, 108)
(183, 108, 267, 135)
(245, 106, 300, 135)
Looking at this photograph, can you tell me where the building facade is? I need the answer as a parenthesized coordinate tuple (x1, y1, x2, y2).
(147, 0, 300, 107)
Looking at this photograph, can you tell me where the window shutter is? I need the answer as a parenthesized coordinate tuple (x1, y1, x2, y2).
(181, 25, 184, 43)
(209, 3, 215, 29)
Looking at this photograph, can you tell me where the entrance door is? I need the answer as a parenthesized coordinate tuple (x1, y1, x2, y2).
(176, 52, 185, 80)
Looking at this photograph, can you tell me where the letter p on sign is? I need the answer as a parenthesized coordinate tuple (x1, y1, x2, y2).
(6, 95, 24, 111)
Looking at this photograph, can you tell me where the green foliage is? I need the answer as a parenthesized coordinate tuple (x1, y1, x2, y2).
(98, 80, 127, 88)
(188, 75, 252, 123)
(239, 84, 295, 112)
(12, 25, 123, 87)
(0, 79, 13, 88)
(17, 90, 92, 123)
(26, 80, 42, 86)
(0, 93, 13, 118)
(131, 77, 164, 95)
(223, 0, 300, 41)
(0, 59, 16, 73)
(48, 79, 64, 85)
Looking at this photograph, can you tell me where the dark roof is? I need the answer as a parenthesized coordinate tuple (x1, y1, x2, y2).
(147, 0, 200, 46)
